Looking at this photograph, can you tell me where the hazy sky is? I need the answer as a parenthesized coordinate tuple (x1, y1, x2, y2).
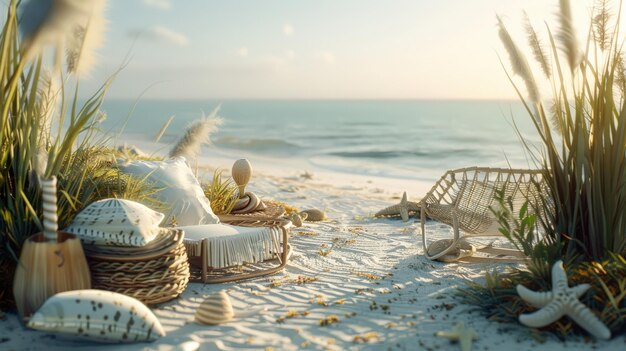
(79, 0, 601, 100)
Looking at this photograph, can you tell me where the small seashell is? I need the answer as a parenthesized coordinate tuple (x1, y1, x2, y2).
(232, 195, 251, 211)
(195, 291, 235, 325)
(230, 192, 263, 214)
(286, 212, 307, 227)
(232, 159, 252, 197)
(300, 209, 326, 222)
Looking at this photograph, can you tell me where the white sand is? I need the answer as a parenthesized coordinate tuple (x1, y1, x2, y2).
(2, 144, 624, 351)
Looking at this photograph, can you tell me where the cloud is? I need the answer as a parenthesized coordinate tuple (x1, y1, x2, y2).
(283, 24, 294, 37)
(129, 26, 189, 46)
(318, 51, 335, 64)
(143, 0, 171, 10)
(238, 47, 249, 58)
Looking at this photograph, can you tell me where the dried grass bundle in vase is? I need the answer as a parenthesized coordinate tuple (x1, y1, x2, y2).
(13, 161, 91, 320)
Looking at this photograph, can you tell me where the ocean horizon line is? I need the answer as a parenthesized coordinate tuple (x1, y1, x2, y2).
(96, 97, 521, 103)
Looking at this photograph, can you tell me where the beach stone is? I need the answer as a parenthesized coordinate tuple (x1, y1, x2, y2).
(301, 209, 327, 222)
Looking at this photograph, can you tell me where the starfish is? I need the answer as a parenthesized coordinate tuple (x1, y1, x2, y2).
(435, 322, 476, 351)
(375, 192, 420, 222)
(517, 260, 611, 340)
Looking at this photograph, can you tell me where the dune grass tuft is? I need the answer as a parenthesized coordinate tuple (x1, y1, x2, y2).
(203, 169, 238, 215)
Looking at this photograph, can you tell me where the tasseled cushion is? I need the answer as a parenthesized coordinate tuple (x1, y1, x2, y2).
(180, 224, 280, 268)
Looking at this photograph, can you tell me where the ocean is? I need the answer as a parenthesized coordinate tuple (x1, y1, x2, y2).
(99, 100, 541, 185)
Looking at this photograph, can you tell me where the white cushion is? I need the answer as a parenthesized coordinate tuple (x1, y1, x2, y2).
(118, 157, 219, 226)
(65, 198, 164, 247)
(181, 223, 269, 240)
(27, 289, 165, 343)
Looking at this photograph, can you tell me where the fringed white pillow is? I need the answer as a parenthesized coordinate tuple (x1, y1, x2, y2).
(118, 157, 219, 226)
(65, 198, 164, 246)
(27, 290, 165, 343)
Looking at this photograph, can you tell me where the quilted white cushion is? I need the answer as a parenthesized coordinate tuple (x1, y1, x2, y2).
(119, 157, 219, 226)
(27, 289, 165, 343)
(65, 198, 164, 246)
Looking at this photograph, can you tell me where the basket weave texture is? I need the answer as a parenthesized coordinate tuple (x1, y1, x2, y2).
(83, 229, 190, 305)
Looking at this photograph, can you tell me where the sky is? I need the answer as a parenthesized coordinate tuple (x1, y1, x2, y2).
(74, 0, 604, 100)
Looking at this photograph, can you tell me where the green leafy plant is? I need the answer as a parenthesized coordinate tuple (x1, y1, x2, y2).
(490, 190, 564, 282)
(490, 189, 538, 257)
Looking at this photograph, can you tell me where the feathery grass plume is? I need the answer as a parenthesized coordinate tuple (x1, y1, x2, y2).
(155, 114, 175, 142)
(34, 150, 49, 178)
(497, 15, 540, 103)
(557, 0, 582, 71)
(169, 105, 223, 158)
(36, 70, 60, 144)
(66, 0, 107, 75)
(523, 12, 551, 79)
(615, 52, 626, 95)
(592, 0, 612, 52)
(19, 0, 99, 64)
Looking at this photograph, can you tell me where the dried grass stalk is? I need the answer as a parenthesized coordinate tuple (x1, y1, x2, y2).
(169, 105, 223, 159)
(497, 15, 540, 103)
(557, 0, 582, 71)
(524, 12, 551, 79)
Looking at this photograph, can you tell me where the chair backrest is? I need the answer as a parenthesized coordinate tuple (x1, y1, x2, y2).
(422, 167, 546, 234)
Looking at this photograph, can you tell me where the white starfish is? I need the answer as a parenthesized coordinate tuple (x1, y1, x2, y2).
(435, 322, 476, 351)
(516, 260, 611, 340)
(375, 192, 419, 222)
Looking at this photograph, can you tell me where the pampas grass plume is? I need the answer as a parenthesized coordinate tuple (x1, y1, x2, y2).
(557, 0, 582, 71)
(19, 0, 107, 68)
(497, 15, 540, 103)
(66, 0, 107, 75)
(169, 105, 223, 159)
(523, 12, 551, 79)
(34, 150, 49, 178)
(37, 70, 59, 141)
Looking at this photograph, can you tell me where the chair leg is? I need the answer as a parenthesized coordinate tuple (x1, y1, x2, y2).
(421, 202, 428, 254)
(201, 238, 208, 283)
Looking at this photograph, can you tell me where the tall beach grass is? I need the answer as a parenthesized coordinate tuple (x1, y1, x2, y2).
(0, 0, 152, 310)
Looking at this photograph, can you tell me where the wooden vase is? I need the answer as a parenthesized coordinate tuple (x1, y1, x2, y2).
(13, 231, 91, 320)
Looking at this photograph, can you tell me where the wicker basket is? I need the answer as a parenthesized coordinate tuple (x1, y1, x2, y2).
(83, 229, 190, 305)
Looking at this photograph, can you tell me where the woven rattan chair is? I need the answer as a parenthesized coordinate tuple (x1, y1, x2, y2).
(182, 215, 291, 283)
(420, 167, 546, 262)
